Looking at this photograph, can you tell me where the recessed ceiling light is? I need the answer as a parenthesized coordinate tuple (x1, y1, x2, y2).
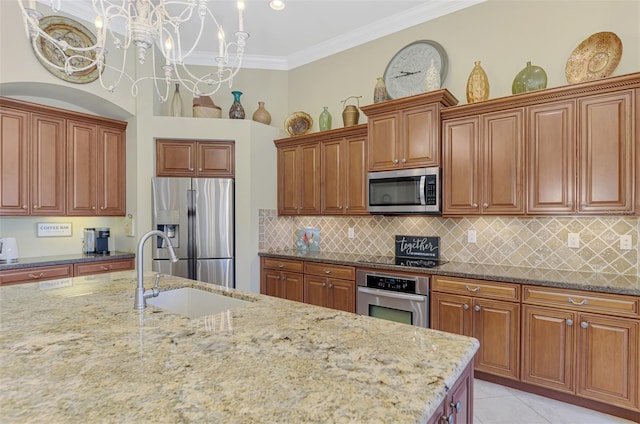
(270, 0, 285, 11)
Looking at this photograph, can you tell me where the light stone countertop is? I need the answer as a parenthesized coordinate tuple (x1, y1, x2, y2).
(0, 271, 478, 423)
(259, 250, 640, 296)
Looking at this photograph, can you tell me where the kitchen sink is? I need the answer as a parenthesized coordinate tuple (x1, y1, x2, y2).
(147, 287, 250, 319)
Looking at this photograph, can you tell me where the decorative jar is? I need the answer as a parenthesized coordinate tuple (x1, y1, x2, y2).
(466, 61, 490, 103)
(229, 91, 245, 119)
(252, 101, 272, 125)
(319, 107, 332, 131)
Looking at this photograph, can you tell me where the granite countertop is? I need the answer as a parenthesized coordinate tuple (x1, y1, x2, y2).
(0, 251, 135, 271)
(258, 250, 640, 296)
(0, 271, 478, 423)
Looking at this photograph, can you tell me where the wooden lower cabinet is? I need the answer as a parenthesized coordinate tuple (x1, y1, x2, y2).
(260, 257, 304, 302)
(0, 264, 73, 285)
(73, 259, 134, 276)
(431, 276, 520, 380)
(427, 360, 474, 424)
(303, 275, 355, 313)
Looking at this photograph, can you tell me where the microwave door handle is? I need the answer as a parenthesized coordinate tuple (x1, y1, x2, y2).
(419, 176, 427, 205)
(358, 286, 427, 302)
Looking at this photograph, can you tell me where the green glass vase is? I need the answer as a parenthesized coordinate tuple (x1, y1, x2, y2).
(512, 61, 547, 94)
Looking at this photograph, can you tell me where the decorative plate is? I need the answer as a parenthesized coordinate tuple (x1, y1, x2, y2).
(383, 40, 448, 99)
(285, 112, 313, 136)
(31, 16, 101, 84)
(565, 32, 622, 84)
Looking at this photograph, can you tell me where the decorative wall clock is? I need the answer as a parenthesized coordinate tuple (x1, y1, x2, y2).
(31, 16, 101, 84)
(383, 40, 448, 99)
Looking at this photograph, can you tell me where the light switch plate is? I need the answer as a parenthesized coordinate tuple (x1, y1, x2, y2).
(568, 233, 580, 249)
(467, 230, 477, 244)
(348, 227, 355, 239)
(620, 235, 632, 250)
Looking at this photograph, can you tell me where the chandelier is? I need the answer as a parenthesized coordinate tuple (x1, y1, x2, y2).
(18, 0, 249, 101)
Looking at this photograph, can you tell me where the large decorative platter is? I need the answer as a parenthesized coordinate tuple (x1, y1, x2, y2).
(565, 32, 622, 84)
(285, 112, 313, 136)
(31, 16, 101, 84)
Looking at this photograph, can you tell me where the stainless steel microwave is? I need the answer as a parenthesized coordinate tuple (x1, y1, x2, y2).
(367, 167, 441, 214)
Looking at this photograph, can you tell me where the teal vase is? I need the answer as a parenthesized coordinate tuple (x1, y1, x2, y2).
(319, 107, 332, 131)
(229, 91, 245, 119)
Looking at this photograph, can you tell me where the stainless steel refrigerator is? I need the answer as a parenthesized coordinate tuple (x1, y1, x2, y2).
(152, 178, 234, 288)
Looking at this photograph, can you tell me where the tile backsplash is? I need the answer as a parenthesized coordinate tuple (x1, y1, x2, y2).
(259, 209, 639, 276)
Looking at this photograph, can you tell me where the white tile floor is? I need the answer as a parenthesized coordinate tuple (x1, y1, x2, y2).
(473, 379, 636, 424)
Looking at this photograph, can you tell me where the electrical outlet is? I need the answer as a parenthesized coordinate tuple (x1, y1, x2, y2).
(467, 230, 477, 244)
(620, 235, 632, 250)
(348, 227, 355, 239)
(568, 233, 580, 249)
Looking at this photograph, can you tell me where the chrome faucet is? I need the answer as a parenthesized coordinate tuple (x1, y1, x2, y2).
(134, 230, 178, 310)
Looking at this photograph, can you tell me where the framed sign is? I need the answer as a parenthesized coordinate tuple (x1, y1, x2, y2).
(37, 222, 72, 237)
(395, 235, 440, 259)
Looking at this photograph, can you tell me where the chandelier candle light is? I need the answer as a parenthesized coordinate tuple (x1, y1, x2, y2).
(18, 0, 250, 102)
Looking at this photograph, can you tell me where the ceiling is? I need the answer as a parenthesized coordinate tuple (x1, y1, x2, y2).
(38, 0, 484, 70)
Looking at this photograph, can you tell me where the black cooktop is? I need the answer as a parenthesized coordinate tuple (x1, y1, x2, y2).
(358, 255, 448, 269)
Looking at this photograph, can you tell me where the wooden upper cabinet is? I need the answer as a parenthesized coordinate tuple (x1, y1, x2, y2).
(66, 120, 98, 215)
(31, 114, 66, 216)
(299, 143, 321, 214)
(527, 101, 576, 214)
(361, 90, 458, 172)
(0, 106, 30, 215)
(321, 132, 367, 215)
(156, 140, 234, 178)
(97, 126, 126, 215)
(276, 141, 320, 215)
(443, 109, 524, 215)
(578, 91, 634, 214)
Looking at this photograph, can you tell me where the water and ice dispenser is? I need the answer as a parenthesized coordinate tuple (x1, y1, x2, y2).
(157, 224, 179, 248)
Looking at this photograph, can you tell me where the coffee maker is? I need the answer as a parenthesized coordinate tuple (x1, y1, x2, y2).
(95, 227, 110, 255)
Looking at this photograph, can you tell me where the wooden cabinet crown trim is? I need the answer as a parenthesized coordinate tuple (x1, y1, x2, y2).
(274, 124, 367, 146)
(360, 89, 458, 116)
(441, 72, 640, 119)
(0, 96, 128, 129)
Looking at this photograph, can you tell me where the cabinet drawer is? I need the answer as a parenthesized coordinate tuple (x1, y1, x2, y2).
(74, 259, 134, 276)
(304, 262, 355, 280)
(432, 275, 520, 301)
(523, 285, 640, 318)
(0, 264, 73, 285)
(262, 257, 304, 273)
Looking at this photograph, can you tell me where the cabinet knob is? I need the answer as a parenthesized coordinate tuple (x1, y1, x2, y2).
(100, 206, 105, 210)
(188, 168, 194, 171)
(441, 414, 454, 424)
(580, 321, 589, 329)
(463, 304, 469, 310)
(282, 276, 287, 282)
(329, 283, 333, 289)
(91, 206, 96, 210)
(450, 400, 462, 413)
(276, 276, 281, 280)
(472, 203, 478, 208)
(298, 206, 302, 210)
(393, 159, 399, 164)
(33, 205, 40, 209)
(566, 319, 573, 326)
(345, 206, 349, 210)
(22, 205, 28, 209)
(483, 203, 489, 208)
(322, 282, 326, 287)
(198, 168, 203, 172)
(474, 305, 481, 312)
(401, 158, 407, 163)
(338, 205, 342, 209)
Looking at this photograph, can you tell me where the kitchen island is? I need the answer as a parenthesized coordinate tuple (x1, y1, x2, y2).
(0, 271, 478, 423)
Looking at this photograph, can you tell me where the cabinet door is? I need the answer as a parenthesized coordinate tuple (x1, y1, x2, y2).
(30, 113, 66, 215)
(576, 313, 638, 410)
(442, 116, 481, 215)
(278, 145, 300, 215)
(327, 279, 355, 313)
(304, 274, 327, 308)
(282, 271, 304, 303)
(321, 138, 344, 214)
(299, 143, 321, 214)
(0, 107, 29, 215)
(448, 361, 474, 424)
(482, 109, 524, 214)
(262, 269, 282, 298)
(344, 135, 368, 214)
(156, 140, 196, 177)
(430, 292, 473, 336)
(402, 104, 440, 167)
(522, 305, 575, 393)
(527, 101, 576, 214)
(368, 112, 399, 171)
(97, 126, 125, 215)
(66, 120, 98, 215)
(578, 91, 634, 213)
(473, 298, 520, 379)
(197, 141, 234, 177)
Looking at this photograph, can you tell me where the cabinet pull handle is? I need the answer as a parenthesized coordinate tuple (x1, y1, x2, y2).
(566, 319, 573, 326)
(324, 269, 331, 274)
(567, 297, 587, 306)
(465, 285, 480, 292)
(463, 304, 469, 310)
(101, 265, 112, 270)
(474, 305, 481, 312)
(28, 273, 45, 279)
(393, 159, 399, 164)
(580, 321, 589, 329)
(472, 203, 478, 208)
(450, 400, 462, 413)
(277, 264, 284, 268)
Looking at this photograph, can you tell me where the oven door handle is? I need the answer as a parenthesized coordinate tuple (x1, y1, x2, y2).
(357, 287, 427, 302)
(419, 176, 427, 205)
